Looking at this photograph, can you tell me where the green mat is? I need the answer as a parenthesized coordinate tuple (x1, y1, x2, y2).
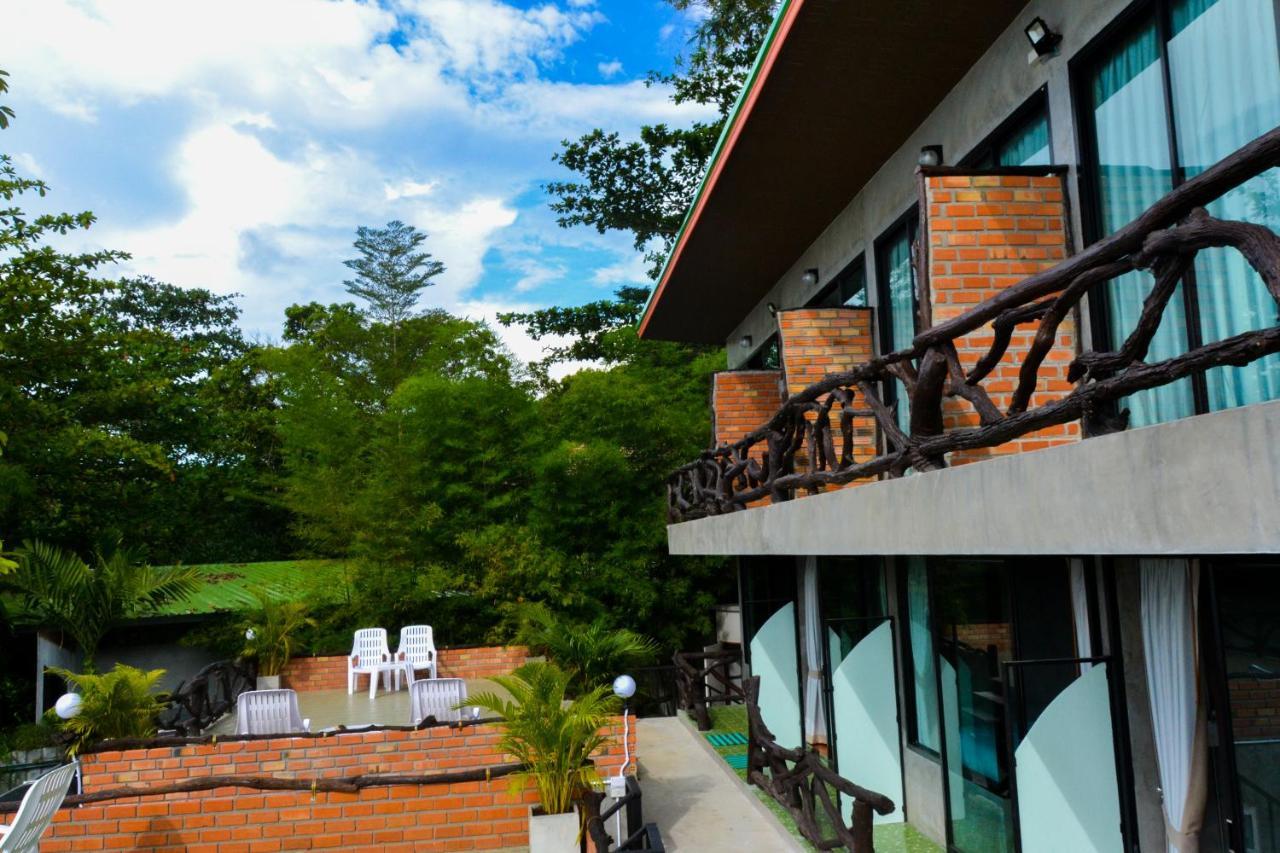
(723, 754, 749, 770)
(705, 731, 748, 747)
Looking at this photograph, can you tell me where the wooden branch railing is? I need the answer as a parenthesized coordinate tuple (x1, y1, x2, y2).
(667, 128, 1280, 522)
(673, 648, 744, 731)
(582, 777, 666, 852)
(744, 676, 893, 851)
(156, 658, 257, 736)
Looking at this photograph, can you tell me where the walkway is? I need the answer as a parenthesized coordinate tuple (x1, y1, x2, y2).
(637, 716, 803, 852)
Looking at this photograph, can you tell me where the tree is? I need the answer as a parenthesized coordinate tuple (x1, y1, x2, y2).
(546, 1, 776, 277)
(342, 220, 446, 377)
(2, 541, 200, 669)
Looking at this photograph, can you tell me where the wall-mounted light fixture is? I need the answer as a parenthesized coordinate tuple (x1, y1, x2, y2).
(918, 145, 944, 167)
(739, 334, 753, 349)
(1024, 17, 1061, 57)
(801, 268, 819, 287)
(767, 302, 779, 317)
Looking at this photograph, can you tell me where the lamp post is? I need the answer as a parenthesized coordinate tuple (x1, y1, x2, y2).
(609, 674, 637, 841)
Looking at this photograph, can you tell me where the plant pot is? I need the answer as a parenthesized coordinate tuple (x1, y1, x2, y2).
(256, 675, 280, 690)
(528, 806, 579, 853)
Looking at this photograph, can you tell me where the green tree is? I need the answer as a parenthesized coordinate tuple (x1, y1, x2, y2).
(343, 220, 446, 378)
(546, 0, 776, 276)
(3, 541, 200, 669)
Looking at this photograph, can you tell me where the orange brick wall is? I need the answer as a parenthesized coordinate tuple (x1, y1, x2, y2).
(281, 646, 529, 692)
(1229, 676, 1280, 740)
(79, 716, 637, 791)
(22, 715, 637, 852)
(712, 370, 783, 449)
(777, 307, 878, 485)
(923, 170, 1079, 464)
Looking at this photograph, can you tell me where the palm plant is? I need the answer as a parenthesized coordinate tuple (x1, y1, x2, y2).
(3, 541, 201, 670)
(240, 587, 315, 676)
(518, 607, 659, 697)
(50, 664, 168, 755)
(467, 662, 619, 816)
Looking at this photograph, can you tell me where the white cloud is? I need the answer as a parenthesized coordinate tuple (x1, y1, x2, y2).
(591, 253, 650, 288)
(384, 179, 439, 201)
(457, 296, 593, 380)
(597, 59, 623, 79)
(10, 152, 44, 179)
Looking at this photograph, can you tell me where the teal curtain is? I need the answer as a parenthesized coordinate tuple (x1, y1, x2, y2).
(1168, 0, 1280, 410)
(997, 112, 1050, 167)
(1089, 19, 1197, 427)
(906, 558, 940, 753)
(883, 229, 916, 434)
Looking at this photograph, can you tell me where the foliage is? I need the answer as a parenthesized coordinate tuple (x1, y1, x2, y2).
(343, 220, 445, 328)
(240, 588, 316, 677)
(49, 664, 167, 756)
(2, 541, 200, 668)
(5, 721, 56, 754)
(517, 607, 659, 697)
(467, 662, 619, 816)
(546, 0, 776, 277)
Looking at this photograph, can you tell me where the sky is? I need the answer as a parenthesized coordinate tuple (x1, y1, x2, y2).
(0, 0, 715, 366)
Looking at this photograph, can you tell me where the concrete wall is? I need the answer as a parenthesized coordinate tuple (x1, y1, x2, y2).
(669, 399, 1280, 556)
(726, 0, 1134, 366)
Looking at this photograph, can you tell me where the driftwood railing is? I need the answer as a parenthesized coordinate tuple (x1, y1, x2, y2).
(673, 648, 744, 731)
(157, 658, 256, 736)
(668, 129, 1280, 521)
(582, 776, 666, 852)
(745, 676, 894, 851)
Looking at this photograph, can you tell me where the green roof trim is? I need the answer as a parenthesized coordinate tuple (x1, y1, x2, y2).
(640, 0, 797, 330)
(152, 560, 349, 617)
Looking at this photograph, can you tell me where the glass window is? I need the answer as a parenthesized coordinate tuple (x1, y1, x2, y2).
(1081, 0, 1280, 425)
(876, 217, 918, 434)
(903, 557, 940, 754)
(740, 557, 803, 749)
(744, 334, 780, 369)
(809, 257, 868, 309)
(968, 95, 1053, 168)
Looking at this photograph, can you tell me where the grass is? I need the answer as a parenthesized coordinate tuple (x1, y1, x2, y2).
(701, 705, 941, 853)
(150, 559, 352, 616)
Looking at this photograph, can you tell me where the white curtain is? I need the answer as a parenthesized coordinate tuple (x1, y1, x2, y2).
(1070, 559, 1093, 672)
(1141, 558, 1208, 853)
(802, 557, 826, 746)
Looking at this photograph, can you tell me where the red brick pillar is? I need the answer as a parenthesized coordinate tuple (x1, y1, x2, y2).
(922, 169, 1079, 464)
(776, 307, 878, 486)
(712, 371, 784, 507)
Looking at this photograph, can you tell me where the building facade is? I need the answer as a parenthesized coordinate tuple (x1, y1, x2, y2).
(641, 2, 1280, 852)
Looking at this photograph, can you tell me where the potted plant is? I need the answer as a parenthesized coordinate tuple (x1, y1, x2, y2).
(468, 662, 619, 853)
(240, 588, 315, 690)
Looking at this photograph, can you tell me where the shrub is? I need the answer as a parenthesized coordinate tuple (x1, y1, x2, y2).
(49, 664, 168, 755)
(517, 606, 658, 697)
(467, 662, 618, 816)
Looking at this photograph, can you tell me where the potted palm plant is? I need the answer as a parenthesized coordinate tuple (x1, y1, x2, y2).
(467, 662, 619, 853)
(241, 588, 314, 690)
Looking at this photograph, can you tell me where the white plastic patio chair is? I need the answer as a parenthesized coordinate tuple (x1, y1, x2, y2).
(348, 628, 393, 697)
(395, 625, 437, 688)
(409, 678, 467, 725)
(0, 760, 78, 853)
(235, 689, 311, 735)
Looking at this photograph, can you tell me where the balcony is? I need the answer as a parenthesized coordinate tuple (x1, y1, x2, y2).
(669, 128, 1280, 526)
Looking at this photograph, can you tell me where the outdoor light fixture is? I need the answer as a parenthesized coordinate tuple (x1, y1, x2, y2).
(609, 675, 637, 806)
(1024, 17, 1061, 56)
(244, 628, 256, 641)
(739, 334, 753, 349)
(55, 692, 82, 720)
(801, 268, 819, 287)
(767, 302, 778, 317)
(918, 145, 944, 167)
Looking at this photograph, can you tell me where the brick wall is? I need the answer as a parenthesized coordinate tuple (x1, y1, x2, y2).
(25, 715, 637, 852)
(281, 646, 529, 692)
(79, 717, 637, 791)
(711, 370, 784, 507)
(923, 170, 1079, 464)
(1229, 676, 1280, 740)
(953, 622, 1013, 660)
(777, 307, 878, 486)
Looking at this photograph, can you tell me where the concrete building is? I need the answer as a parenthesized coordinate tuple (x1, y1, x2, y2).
(641, 2, 1280, 851)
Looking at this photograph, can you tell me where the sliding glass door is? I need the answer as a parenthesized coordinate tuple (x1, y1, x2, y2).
(876, 213, 918, 435)
(819, 558, 903, 824)
(1079, 0, 1280, 427)
(741, 557, 804, 750)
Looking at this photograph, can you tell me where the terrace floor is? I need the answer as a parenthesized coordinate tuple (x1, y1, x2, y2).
(205, 678, 506, 734)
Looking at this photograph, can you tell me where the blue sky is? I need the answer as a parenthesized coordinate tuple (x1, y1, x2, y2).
(0, 0, 714, 365)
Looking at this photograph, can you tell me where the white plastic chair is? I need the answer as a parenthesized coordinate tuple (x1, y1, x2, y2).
(235, 689, 311, 735)
(409, 678, 467, 725)
(395, 625, 437, 688)
(0, 761, 78, 853)
(348, 628, 393, 697)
